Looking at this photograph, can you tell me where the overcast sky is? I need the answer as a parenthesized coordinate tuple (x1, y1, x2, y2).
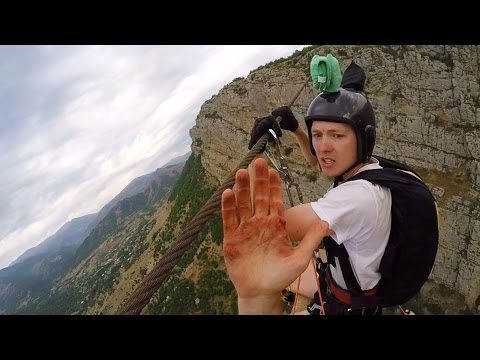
(0, 45, 308, 270)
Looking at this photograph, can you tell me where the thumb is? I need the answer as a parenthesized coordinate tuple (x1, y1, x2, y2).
(296, 220, 329, 258)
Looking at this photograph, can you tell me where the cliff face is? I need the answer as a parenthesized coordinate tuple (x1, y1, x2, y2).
(190, 45, 480, 312)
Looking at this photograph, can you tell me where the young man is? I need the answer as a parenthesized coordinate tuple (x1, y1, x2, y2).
(223, 87, 392, 315)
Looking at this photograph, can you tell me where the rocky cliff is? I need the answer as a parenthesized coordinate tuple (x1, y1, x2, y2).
(190, 45, 480, 313)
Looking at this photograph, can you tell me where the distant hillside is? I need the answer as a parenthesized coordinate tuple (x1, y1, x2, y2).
(74, 163, 184, 266)
(85, 161, 189, 237)
(163, 151, 191, 167)
(0, 160, 185, 314)
(11, 214, 96, 266)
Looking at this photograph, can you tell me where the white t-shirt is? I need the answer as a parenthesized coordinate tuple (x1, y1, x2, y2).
(310, 158, 392, 291)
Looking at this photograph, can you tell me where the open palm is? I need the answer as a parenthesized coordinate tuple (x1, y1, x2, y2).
(222, 158, 327, 301)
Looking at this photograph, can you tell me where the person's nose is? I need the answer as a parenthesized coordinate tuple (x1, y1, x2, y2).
(315, 137, 333, 154)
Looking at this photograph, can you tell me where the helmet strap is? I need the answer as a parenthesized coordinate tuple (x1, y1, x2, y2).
(333, 161, 365, 188)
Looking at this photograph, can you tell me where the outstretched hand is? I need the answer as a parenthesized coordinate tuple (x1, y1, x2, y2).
(221, 158, 327, 314)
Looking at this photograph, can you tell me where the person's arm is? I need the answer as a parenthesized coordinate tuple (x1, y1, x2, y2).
(221, 158, 328, 314)
(291, 127, 319, 170)
(282, 204, 333, 303)
(284, 203, 333, 243)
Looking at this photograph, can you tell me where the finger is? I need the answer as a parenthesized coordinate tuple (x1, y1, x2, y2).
(247, 159, 257, 207)
(296, 220, 329, 258)
(253, 158, 269, 216)
(221, 189, 239, 236)
(269, 168, 284, 217)
(235, 169, 252, 222)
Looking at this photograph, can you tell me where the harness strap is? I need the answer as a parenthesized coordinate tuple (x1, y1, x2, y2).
(309, 259, 381, 314)
(324, 269, 377, 306)
(322, 237, 381, 309)
(323, 236, 362, 295)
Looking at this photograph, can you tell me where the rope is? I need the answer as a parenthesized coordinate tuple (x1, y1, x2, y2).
(313, 258, 325, 315)
(116, 77, 309, 315)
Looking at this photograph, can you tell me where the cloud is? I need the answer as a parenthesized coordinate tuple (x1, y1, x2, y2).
(0, 45, 309, 269)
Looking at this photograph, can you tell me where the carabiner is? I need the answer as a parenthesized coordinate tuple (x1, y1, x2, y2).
(264, 128, 304, 206)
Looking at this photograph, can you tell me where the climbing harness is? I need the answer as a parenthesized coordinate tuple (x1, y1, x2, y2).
(264, 129, 304, 207)
(303, 156, 438, 316)
(306, 255, 382, 315)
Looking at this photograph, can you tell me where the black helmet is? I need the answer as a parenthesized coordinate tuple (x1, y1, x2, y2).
(304, 88, 376, 164)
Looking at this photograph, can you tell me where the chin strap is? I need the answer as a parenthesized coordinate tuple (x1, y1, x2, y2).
(333, 161, 362, 188)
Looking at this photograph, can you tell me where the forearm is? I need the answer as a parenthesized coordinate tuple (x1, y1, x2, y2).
(237, 295, 283, 315)
(292, 128, 319, 169)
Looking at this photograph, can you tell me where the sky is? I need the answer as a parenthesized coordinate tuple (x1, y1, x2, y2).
(0, 45, 309, 270)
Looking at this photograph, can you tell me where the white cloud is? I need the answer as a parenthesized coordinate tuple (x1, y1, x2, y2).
(0, 45, 309, 270)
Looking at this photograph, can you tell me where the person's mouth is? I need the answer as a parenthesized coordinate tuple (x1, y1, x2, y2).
(321, 157, 335, 167)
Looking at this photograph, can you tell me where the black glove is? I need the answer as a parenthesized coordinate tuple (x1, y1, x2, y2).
(248, 115, 282, 151)
(272, 106, 298, 132)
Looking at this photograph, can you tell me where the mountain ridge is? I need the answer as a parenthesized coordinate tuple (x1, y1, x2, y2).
(10, 213, 96, 266)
